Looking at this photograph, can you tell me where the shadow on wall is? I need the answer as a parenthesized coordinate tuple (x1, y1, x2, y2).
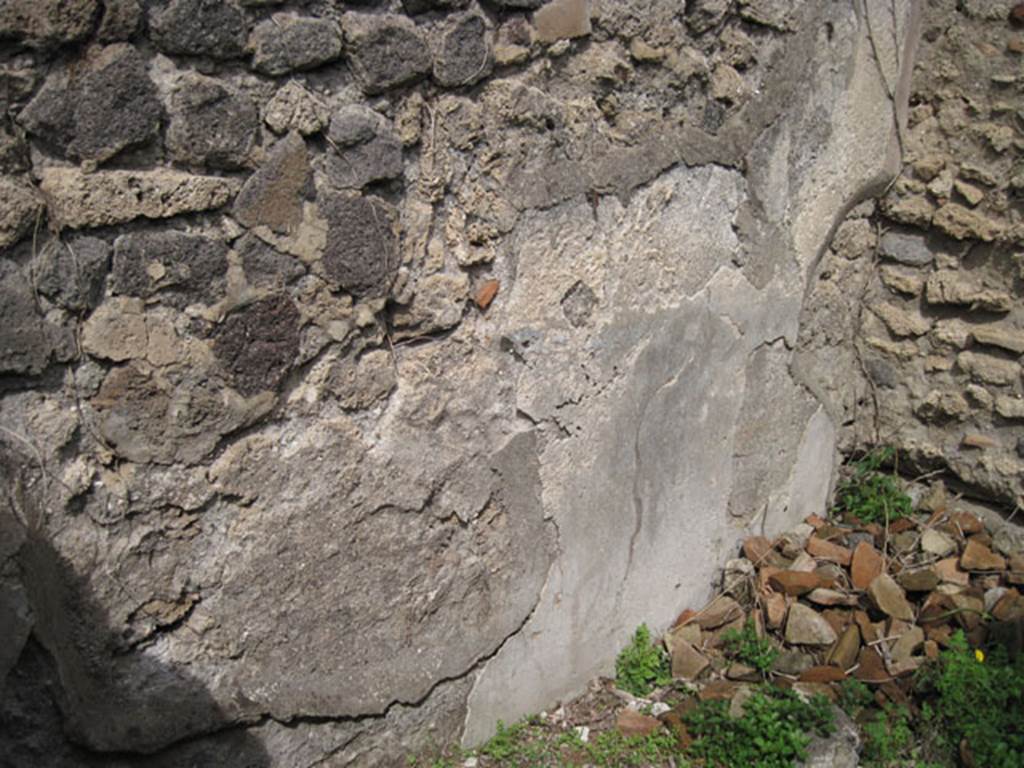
(0, 447, 270, 768)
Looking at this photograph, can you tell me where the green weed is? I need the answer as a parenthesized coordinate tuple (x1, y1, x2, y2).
(682, 685, 834, 768)
(615, 623, 672, 697)
(861, 705, 921, 767)
(721, 619, 779, 674)
(582, 729, 680, 767)
(837, 677, 873, 718)
(472, 717, 680, 766)
(832, 447, 913, 525)
(914, 631, 1024, 768)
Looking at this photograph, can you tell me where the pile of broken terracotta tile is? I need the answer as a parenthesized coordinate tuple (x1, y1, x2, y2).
(660, 488, 1024, 709)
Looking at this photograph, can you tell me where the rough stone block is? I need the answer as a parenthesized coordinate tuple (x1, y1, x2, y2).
(167, 73, 258, 170)
(434, 13, 492, 88)
(0, 0, 97, 48)
(82, 297, 148, 362)
(213, 294, 302, 395)
(879, 230, 935, 266)
(321, 193, 399, 297)
(956, 351, 1020, 386)
(33, 236, 109, 311)
(534, 0, 591, 43)
(0, 261, 56, 374)
(112, 230, 229, 308)
(343, 13, 431, 94)
(149, 0, 248, 58)
(18, 43, 162, 164)
(97, 0, 142, 42)
(0, 177, 42, 251)
(250, 15, 343, 76)
(263, 82, 330, 137)
(40, 168, 240, 229)
(237, 234, 306, 289)
(234, 132, 311, 233)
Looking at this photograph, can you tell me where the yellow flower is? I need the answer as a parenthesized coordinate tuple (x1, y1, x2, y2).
(975, 649, 985, 663)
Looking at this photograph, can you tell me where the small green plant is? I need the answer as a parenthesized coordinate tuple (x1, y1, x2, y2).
(582, 729, 680, 767)
(721, 619, 779, 674)
(914, 630, 1024, 768)
(861, 704, 919, 767)
(470, 716, 681, 766)
(478, 720, 526, 761)
(615, 623, 672, 697)
(683, 685, 834, 768)
(837, 677, 874, 718)
(832, 447, 913, 525)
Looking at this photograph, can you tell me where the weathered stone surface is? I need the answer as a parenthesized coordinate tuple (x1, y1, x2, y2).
(0, 176, 42, 251)
(769, 570, 830, 596)
(326, 349, 396, 410)
(827, 624, 861, 670)
(533, 0, 591, 43)
(806, 536, 852, 566)
(932, 203, 1002, 241)
(97, 0, 142, 42)
(867, 574, 914, 621)
(264, 81, 329, 136)
(850, 542, 883, 590)
(237, 233, 305, 289)
(149, 0, 248, 58)
(686, 0, 730, 34)
(957, 351, 1020, 386)
(0, 0, 924, 763)
(961, 538, 1007, 571)
(871, 302, 931, 337)
(616, 709, 662, 737)
(925, 271, 1013, 312)
(694, 596, 743, 630)
(214, 295, 301, 395)
(402, 0, 472, 13)
(91, 363, 274, 465)
(18, 44, 161, 164)
(0, 261, 56, 374)
(668, 639, 709, 680)
(251, 14, 343, 76)
(921, 528, 957, 557)
(112, 230, 229, 308)
(234, 132, 311, 233)
(0, 0, 98, 48)
(898, 567, 939, 592)
(82, 297, 148, 362)
(972, 326, 1024, 355)
(434, 13, 492, 87)
(878, 229, 934, 265)
(785, 603, 838, 646)
(166, 73, 258, 170)
(33, 236, 109, 310)
(40, 168, 239, 229)
(344, 13, 431, 94)
(391, 273, 470, 337)
(321, 192, 398, 297)
(802, 708, 860, 768)
(325, 106, 403, 190)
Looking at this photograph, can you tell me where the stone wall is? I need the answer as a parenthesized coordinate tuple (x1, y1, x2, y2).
(799, 0, 1024, 512)
(1, 1, 917, 765)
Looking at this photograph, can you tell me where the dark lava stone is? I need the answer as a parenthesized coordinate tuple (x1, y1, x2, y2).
(111, 231, 229, 308)
(149, 0, 248, 59)
(320, 192, 398, 298)
(34, 236, 110, 311)
(433, 13, 491, 88)
(344, 14, 431, 95)
(213, 294, 301, 396)
(18, 43, 161, 164)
